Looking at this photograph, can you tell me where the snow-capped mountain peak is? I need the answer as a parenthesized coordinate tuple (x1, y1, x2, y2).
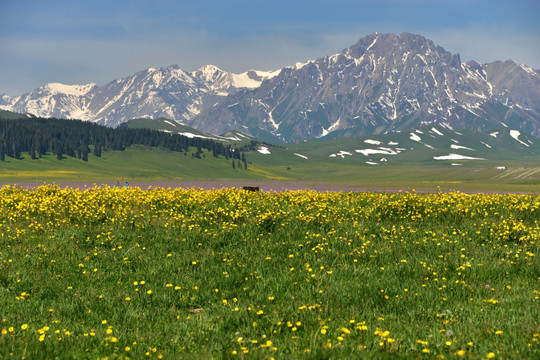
(192, 64, 225, 80)
(1, 33, 539, 140)
(192, 32, 540, 142)
(190, 65, 280, 91)
(41, 82, 97, 96)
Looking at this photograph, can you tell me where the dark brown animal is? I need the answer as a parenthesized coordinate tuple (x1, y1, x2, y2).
(242, 186, 260, 192)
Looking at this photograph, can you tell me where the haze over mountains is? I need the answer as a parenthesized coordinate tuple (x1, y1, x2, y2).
(1, 33, 539, 143)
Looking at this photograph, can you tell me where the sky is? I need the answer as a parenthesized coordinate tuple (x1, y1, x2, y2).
(1, 0, 539, 95)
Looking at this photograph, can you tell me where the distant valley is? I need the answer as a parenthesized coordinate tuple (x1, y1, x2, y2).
(1, 110, 538, 191)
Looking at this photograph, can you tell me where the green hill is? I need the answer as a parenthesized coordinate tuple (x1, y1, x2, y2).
(0, 109, 29, 120)
(1, 115, 539, 192)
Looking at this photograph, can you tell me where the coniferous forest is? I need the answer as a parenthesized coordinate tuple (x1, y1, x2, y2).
(0, 117, 256, 167)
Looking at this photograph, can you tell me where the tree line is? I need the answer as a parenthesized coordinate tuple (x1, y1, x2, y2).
(0, 117, 256, 168)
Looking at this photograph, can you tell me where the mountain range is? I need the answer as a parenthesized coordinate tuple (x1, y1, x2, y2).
(1, 32, 539, 143)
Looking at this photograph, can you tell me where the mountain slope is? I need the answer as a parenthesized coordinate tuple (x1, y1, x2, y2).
(288, 126, 540, 166)
(192, 33, 540, 142)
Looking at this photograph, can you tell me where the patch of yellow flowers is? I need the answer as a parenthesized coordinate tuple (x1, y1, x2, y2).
(0, 185, 538, 358)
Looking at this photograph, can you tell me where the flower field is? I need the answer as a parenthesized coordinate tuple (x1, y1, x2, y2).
(0, 185, 538, 359)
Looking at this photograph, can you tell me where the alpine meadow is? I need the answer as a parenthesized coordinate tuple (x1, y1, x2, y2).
(0, 186, 538, 358)
(1, 9, 540, 359)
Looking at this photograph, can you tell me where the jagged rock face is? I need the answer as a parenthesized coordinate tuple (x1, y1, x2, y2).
(1, 65, 273, 128)
(192, 33, 540, 142)
(87, 66, 208, 126)
(1, 32, 539, 141)
(4, 83, 98, 121)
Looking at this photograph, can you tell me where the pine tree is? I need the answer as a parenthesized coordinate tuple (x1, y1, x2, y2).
(93, 142, 102, 157)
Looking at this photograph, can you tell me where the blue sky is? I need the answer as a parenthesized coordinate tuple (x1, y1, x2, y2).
(1, 0, 539, 95)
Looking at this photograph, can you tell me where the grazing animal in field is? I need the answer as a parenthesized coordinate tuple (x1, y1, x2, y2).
(242, 186, 260, 192)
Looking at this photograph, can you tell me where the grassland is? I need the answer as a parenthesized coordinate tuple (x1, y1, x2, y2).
(1, 143, 539, 193)
(0, 186, 538, 358)
(0, 146, 260, 184)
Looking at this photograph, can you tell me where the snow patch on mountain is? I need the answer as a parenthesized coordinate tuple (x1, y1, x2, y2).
(43, 83, 97, 96)
(364, 139, 382, 145)
(410, 133, 422, 142)
(510, 130, 529, 147)
(320, 118, 341, 137)
(450, 144, 475, 151)
(257, 146, 271, 155)
(329, 150, 353, 158)
(231, 72, 264, 88)
(164, 120, 178, 127)
(178, 132, 214, 140)
(355, 148, 399, 156)
(433, 154, 485, 160)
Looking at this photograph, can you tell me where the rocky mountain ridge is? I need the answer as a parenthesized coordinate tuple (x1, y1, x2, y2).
(0, 65, 280, 127)
(1, 32, 539, 142)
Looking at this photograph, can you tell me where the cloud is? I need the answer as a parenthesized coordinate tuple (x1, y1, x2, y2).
(426, 26, 540, 68)
(1, 0, 539, 95)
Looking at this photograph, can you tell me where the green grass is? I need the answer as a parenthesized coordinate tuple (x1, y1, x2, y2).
(1, 129, 539, 192)
(0, 145, 261, 184)
(0, 187, 538, 358)
(247, 144, 540, 192)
